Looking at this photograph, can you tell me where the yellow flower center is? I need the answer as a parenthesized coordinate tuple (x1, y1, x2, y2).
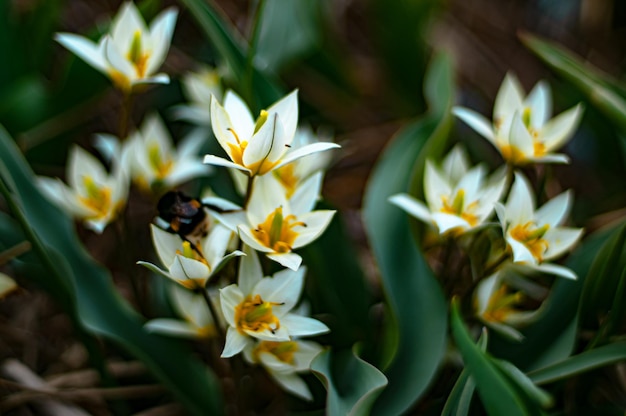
(481, 284, 524, 323)
(128, 30, 149, 78)
(509, 222, 550, 262)
(272, 164, 299, 198)
(235, 294, 282, 334)
(440, 189, 479, 227)
(148, 143, 173, 179)
(252, 207, 305, 253)
(253, 340, 298, 364)
(174, 241, 209, 289)
(79, 176, 113, 219)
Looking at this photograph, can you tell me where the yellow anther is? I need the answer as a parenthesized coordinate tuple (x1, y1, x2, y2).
(235, 294, 282, 334)
(510, 222, 550, 261)
(253, 341, 298, 364)
(148, 144, 173, 179)
(252, 207, 304, 252)
(79, 176, 113, 219)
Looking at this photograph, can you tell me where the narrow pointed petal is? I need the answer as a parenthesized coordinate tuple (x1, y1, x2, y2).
(535, 190, 571, 226)
(507, 236, 538, 264)
(541, 104, 583, 151)
(289, 172, 322, 215)
(424, 161, 452, 211)
(170, 255, 210, 283)
(452, 107, 496, 142)
(203, 154, 252, 174)
(526, 263, 578, 280)
(526, 153, 570, 164)
(150, 224, 182, 267)
(238, 226, 274, 253)
(431, 213, 471, 234)
(269, 372, 313, 401)
(494, 73, 524, 123)
(291, 210, 335, 249)
(506, 173, 535, 224)
(243, 114, 286, 171)
(389, 194, 433, 225)
(273, 142, 341, 171)
(281, 313, 330, 337)
(525, 81, 552, 128)
(104, 37, 135, 80)
(267, 252, 302, 271)
(508, 113, 534, 158)
(220, 285, 244, 327)
(267, 89, 299, 144)
(543, 227, 583, 261)
(111, 2, 148, 47)
(55, 33, 107, 72)
(222, 327, 250, 357)
(202, 224, 234, 270)
(442, 144, 471, 182)
(238, 245, 263, 295)
(145, 319, 202, 339)
(223, 91, 255, 140)
(145, 8, 178, 75)
(254, 267, 305, 314)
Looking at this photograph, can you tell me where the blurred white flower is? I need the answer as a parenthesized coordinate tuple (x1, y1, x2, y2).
(56, 2, 177, 92)
(453, 73, 583, 165)
(474, 268, 548, 341)
(389, 146, 507, 235)
(0, 273, 18, 298)
(206, 90, 339, 177)
(98, 114, 211, 193)
(243, 339, 323, 401)
(145, 284, 219, 339)
(172, 67, 223, 125)
(495, 172, 583, 279)
(220, 246, 329, 358)
(138, 223, 242, 289)
(38, 146, 128, 233)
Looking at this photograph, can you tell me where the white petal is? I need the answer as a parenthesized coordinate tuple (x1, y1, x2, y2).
(111, 2, 148, 47)
(494, 73, 524, 127)
(525, 81, 551, 128)
(431, 213, 470, 234)
(507, 236, 538, 265)
(145, 8, 178, 76)
(150, 224, 182, 268)
(254, 267, 305, 315)
(68, 145, 107, 190)
(246, 325, 290, 342)
(281, 313, 330, 337)
(222, 326, 250, 357)
(220, 285, 244, 327)
(508, 113, 534, 158)
(267, 252, 302, 271)
(389, 194, 433, 225)
(170, 255, 210, 283)
(541, 104, 583, 151)
(289, 171, 322, 215)
(145, 319, 203, 339)
(452, 107, 495, 142)
(424, 161, 452, 211)
(474, 272, 501, 316)
(202, 224, 233, 270)
(526, 153, 570, 164)
(291, 211, 335, 249)
(243, 113, 286, 172)
(238, 226, 274, 253)
(224, 90, 255, 140)
(238, 245, 263, 295)
(104, 36, 136, 81)
(211, 210, 247, 233)
(273, 142, 341, 171)
(442, 144, 471, 183)
(292, 340, 323, 372)
(543, 227, 584, 261)
(525, 263, 578, 280)
(535, 190, 572, 227)
(246, 175, 287, 224)
(268, 372, 313, 401)
(506, 173, 535, 224)
(267, 90, 299, 145)
(203, 154, 252, 174)
(55, 33, 107, 72)
(165, 162, 211, 187)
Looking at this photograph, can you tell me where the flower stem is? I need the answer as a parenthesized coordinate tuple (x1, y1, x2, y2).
(199, 287, 225, 340)
(119, 92, 134, 140)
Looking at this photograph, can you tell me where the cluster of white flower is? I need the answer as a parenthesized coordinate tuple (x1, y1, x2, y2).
(390, 74, 584, 340)
(37, 1, 340, 400)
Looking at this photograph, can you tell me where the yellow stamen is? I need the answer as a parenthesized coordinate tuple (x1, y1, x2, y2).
(500, 144, 526, 165)
(273, 164, 299, 198)
(522, 107, 532, 128)
(254, 110, 269, 134)
(253, 340, 298, 364)
(79, 176, 113, 219)
(481, 284, 524, 323)
(235, 294, 282, 334)
(440, 189, 479, 227)
(148, 144, 173, 179)
(252, 207, 305, 253)
(509, 222, 550, 261)
(127, 30, 149, 77)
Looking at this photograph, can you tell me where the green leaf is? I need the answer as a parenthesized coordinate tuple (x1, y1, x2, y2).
(0, 126, 221, 415)
(363, 52, 453, 415)
(450, 300, 531, 416)
(491, 359, 553, 408)
(180, 0, 283, 109)
(528, 340, 626, 385)
(578, 221, 626, 331)
(520, 32, 626, 131)
(311, 347, 388, 416)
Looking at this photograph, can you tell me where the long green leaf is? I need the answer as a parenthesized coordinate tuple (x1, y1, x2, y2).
(311, 347, 388, 416)
(450, 300, 529, 416)
(363, 52, 452, 415)
(180, 0, 283, 109)
(0, 126, 221, 415)
(528, 341, 626, 385)
(520, 32, 626, 131)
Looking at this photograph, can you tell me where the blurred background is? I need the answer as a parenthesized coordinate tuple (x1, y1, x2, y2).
(1, 0, 625, 413)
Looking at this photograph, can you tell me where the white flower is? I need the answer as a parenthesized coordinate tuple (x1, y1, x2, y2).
(119, 114, 211, 192)
(453, 73, 583, 165)
(56, 2, 177, 92)
(38, 146, 128, 233)
(215, 173, 335, 271)
(474, 267, 548, 341)
(138, 223, 243, 289)
(171, 67, 223, 125)
(145, 285, 219, 339)
(205, 90, 339, 177)
(389, 146, 507, 235)
(220, 246, 329, 358)
(495, 172, 583, 279)
(243, 339, 323, 401)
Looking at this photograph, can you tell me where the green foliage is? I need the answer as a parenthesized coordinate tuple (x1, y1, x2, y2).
(0, 127, 221, 415)
(363, 52, 453, 415)
(311, 347, 388, 416)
